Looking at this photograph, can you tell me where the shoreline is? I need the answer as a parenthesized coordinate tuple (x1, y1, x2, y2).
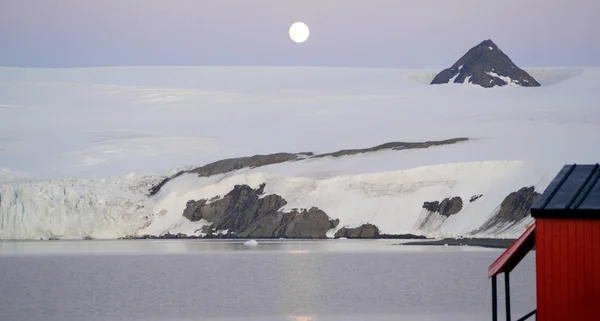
(0, 236, 522, 249)
(118, 233, 430, 240)
(401, 238, 519, 249)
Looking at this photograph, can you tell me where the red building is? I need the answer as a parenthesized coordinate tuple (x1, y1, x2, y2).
(488, 163, 600, 321)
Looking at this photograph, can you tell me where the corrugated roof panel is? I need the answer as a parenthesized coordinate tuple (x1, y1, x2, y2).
(531, 165, 574, 210)
(545, 165, 597, 210)
(578, 171, 600, 210)
(569, 165, 599, 209)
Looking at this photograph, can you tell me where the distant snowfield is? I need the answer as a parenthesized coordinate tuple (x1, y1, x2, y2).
(0, 167, 31, 184)
(405, 67, 585, 86)
(0, 66, 599, 239)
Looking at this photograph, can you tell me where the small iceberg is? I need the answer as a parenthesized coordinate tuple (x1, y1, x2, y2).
(244, 239, 259, 246)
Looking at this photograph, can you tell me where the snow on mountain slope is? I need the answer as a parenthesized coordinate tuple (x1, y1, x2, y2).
(0, 159, 548, 240)
(1, 66, 599, 179)
(141, 160, 548, 239)
(0, 66, 599, 240)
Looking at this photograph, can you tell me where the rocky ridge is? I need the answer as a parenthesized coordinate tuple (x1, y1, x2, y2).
(430, 39, 541, 88)
(148, 137, 468, 196)
(475, 186, 540, 235)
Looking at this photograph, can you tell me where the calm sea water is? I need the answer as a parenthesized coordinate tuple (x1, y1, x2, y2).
(0, 239, 536, 321)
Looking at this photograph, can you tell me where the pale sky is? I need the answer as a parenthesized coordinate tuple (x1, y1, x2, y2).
(1, 0, 599, 68)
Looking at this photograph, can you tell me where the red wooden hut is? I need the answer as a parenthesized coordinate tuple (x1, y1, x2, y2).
(488, 163, 600, 321)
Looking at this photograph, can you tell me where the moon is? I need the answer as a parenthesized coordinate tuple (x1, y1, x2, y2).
(289, 22, 310, 43)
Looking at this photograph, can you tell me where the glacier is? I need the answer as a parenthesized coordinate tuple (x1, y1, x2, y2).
(0, 173, 161, 239)
(0, 66, 599, 240)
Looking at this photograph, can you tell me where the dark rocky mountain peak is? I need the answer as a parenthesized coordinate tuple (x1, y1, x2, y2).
(430, 39, 541, 88)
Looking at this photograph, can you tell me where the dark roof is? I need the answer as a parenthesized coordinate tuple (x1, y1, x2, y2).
(531, 164, 600, 218)
(488, 223, 536, 278)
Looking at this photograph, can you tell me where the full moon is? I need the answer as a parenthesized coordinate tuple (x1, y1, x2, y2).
(289, 22, 310, 43)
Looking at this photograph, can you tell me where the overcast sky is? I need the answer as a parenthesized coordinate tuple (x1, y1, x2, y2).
(1, 0, 599, 68)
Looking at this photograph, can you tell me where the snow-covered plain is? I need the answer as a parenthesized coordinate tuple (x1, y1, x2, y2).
(0, 66, 599, 239)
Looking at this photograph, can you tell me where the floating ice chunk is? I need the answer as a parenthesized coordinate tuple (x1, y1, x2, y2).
(244, 239, 259, 246)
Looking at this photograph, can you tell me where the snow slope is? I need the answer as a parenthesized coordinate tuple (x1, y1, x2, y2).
(0, 66, 599, 239)
(141, 160, 549, 239)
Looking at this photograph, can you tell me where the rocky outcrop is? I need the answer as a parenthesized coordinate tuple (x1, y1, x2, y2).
(475, 186, 541, 234)
(496, 187, 540, 221)
(149, 153, 310, 196)
(148, 138, 469, 196)
(431, 39, 540, 88)
(422, 197, 463, 217)
(335, 223, 380, 238)
(241, 207, 338, 239)
(182, 184, 339, 238)
(416, 196, 464, 232)
(312, 138, 468, 158)
(379, 233, 427, 239)
(121, 233, 200, 239)
(469, 194, 483, 202)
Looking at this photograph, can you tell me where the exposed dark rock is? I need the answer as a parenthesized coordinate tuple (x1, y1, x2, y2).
(256, 183, 266, 195)
(189, 154, 310, 177)
(182, 199, 207, 221)
(475, 186, 541, 234)
(497, 187, 540, 221)
(470, 194, 483, 202)
(312, 138, 468, 158)
(148, 153, 311, 196)
(431, 39, 540, 88)
(334, 223, 380, 238)
(422, 197, 463, 217)
(240, 207, 338, 239)
(379, 233, 428, 239)
(148, 178, 173, 196)
(129, 233, 199, 239)
(148, 138, 469, 196)
(422, 201, 438, 213)
(416, 196, 464, 232)
(181, 184, 338, 239)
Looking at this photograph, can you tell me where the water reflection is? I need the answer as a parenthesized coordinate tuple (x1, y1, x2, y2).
(276, 248, 320, 316)
(0, 240, 532, 321)
(288, 316, 315, 321)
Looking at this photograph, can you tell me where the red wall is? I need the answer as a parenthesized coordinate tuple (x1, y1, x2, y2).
(536, 218, 600, 321)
